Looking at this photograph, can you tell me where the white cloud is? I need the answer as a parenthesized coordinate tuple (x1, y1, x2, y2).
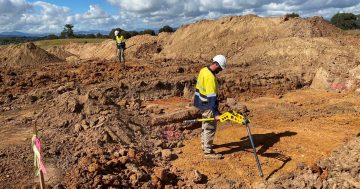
(83, 5, 108, 19)
(1, 0, 360, 33)
(0, 1, 120, 33)
(0, 0, 31, 27)
(106, 0, 360, 30)
(32, 1, 70, 16)
(0, 0, 30, 14)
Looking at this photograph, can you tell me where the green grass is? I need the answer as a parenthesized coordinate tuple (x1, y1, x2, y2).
(34, 38, 107, 49)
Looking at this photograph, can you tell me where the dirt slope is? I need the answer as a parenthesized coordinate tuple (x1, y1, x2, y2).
(57, 15, 360, 94)
(160, 15, 360, 93)
(160, 15, 343, 60)
(0, 42, 61, 66)
(47, 46, 78, 61)
(61, 33, 170, 61)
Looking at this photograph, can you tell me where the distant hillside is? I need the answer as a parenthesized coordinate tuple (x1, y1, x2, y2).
(0, 31, 48, 38)
(0, 30, 109, 38)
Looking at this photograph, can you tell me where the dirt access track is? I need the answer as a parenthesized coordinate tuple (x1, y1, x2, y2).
(0, 15, 360, 188)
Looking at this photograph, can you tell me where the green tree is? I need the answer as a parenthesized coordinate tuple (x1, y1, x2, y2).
(285, 12, 300, 18)
(331, 12, 360, 30)
(141, 29, 155, 36)
(128, 31, 139, 38)
(159, 25, 174, 33)
(120, 30, 131, 39)
(85, 34, 96, 38)
(96, 33, 103, 38)
(46, 34, 58, 40)
(60, 24, 74, 38)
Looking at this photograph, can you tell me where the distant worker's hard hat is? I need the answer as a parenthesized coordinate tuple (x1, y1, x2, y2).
(213, 55, 227, 70)
(114, 30, 119, 36)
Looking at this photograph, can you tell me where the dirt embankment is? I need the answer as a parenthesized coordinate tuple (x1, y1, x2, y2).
(160, 15, 360, 95)
(56, 33, 170, 62)
(51, 15, 360, 96)
(0, 42, 61, 66)
(47, 46, 78, 61)
(160, 15, 343, 60)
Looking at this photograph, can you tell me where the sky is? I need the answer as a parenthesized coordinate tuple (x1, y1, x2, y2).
(0, 0, 360, 34)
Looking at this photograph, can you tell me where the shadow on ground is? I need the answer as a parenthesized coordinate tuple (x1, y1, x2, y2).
(215, 131, 297, 179)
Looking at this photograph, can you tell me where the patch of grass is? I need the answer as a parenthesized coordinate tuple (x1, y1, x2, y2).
(34, 38, 107, 49)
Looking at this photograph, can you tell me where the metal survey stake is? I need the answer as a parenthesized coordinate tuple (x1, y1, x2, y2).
(184, 111, 264, 177)
(243, 116, 264, 177)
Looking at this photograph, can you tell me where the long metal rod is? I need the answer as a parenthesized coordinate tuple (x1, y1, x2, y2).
(245, 123, 264, 177)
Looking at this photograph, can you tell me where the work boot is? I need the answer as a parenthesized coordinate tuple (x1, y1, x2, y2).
(202, 144, 215, 151)
(204, 152, 224, 159)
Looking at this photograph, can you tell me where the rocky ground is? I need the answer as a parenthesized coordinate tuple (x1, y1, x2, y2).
(0, 15, 360, 188)
(260, 135, 360, 189)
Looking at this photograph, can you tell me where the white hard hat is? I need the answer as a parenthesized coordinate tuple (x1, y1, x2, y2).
(213, 55, 227, 70)
(114, 30, 119, 36)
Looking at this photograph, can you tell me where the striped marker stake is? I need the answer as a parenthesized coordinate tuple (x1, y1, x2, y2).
(32, 123, 46, 189)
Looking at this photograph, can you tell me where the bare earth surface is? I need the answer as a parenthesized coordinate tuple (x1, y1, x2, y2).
(0, 15, 360, 188)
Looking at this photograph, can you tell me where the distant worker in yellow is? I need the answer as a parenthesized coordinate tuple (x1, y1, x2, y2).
(194, 55, 227, 159)
(114, 30, 126, 63)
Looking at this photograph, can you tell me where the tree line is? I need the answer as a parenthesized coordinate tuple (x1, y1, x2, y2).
(0, 25, 175, 45)
(57, 24, 175, 40)
(1, 12, 359, 45)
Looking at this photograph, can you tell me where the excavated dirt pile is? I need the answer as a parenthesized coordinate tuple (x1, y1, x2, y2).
(60, 33, 169, 61)
(47, 46, 78, 61)
(0, 60, 203, 188)
(54, 15, 360, 98)
(0, 42, 61, 66)
(161, 15, 360, 96)
(160, 15, 343, 60)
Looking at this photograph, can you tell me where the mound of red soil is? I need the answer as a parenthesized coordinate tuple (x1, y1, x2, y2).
(0, 43, 61, 66)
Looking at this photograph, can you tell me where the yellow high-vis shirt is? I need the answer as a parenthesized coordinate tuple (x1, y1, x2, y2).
(196, 67, 218, 99)
(194, 67, 220, 116)
(116, 35, 124, 44)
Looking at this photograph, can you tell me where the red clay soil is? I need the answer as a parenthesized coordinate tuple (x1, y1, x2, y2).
(0, 15, 360, 188)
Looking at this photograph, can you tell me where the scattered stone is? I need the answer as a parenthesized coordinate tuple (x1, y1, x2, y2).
(57, 86, 66, 94)
(88, 163, 100, 173)
(129, 174, 137, 184)
(128, 149, 136, 158)
(154, 140, 163, 147)
(118, 156, 129, 165)
(177, 180, 184, 188)
(310, 164, 322, 174)
(27, 95, 38, 103)
(161, 149, 172, 160)
(81, 120, 89, 130)
(151, 175, 160, 186)
(154, 167, 167, 181)
(59, 120, 69, 128)
(193, 170, 206, 184)
(74, 123, 82, 132)
(67, 98, 83, 113)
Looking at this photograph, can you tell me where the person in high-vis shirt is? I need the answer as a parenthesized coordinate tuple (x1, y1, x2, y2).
(114, 30, 126, 63)
(194, 55, 227, 159)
